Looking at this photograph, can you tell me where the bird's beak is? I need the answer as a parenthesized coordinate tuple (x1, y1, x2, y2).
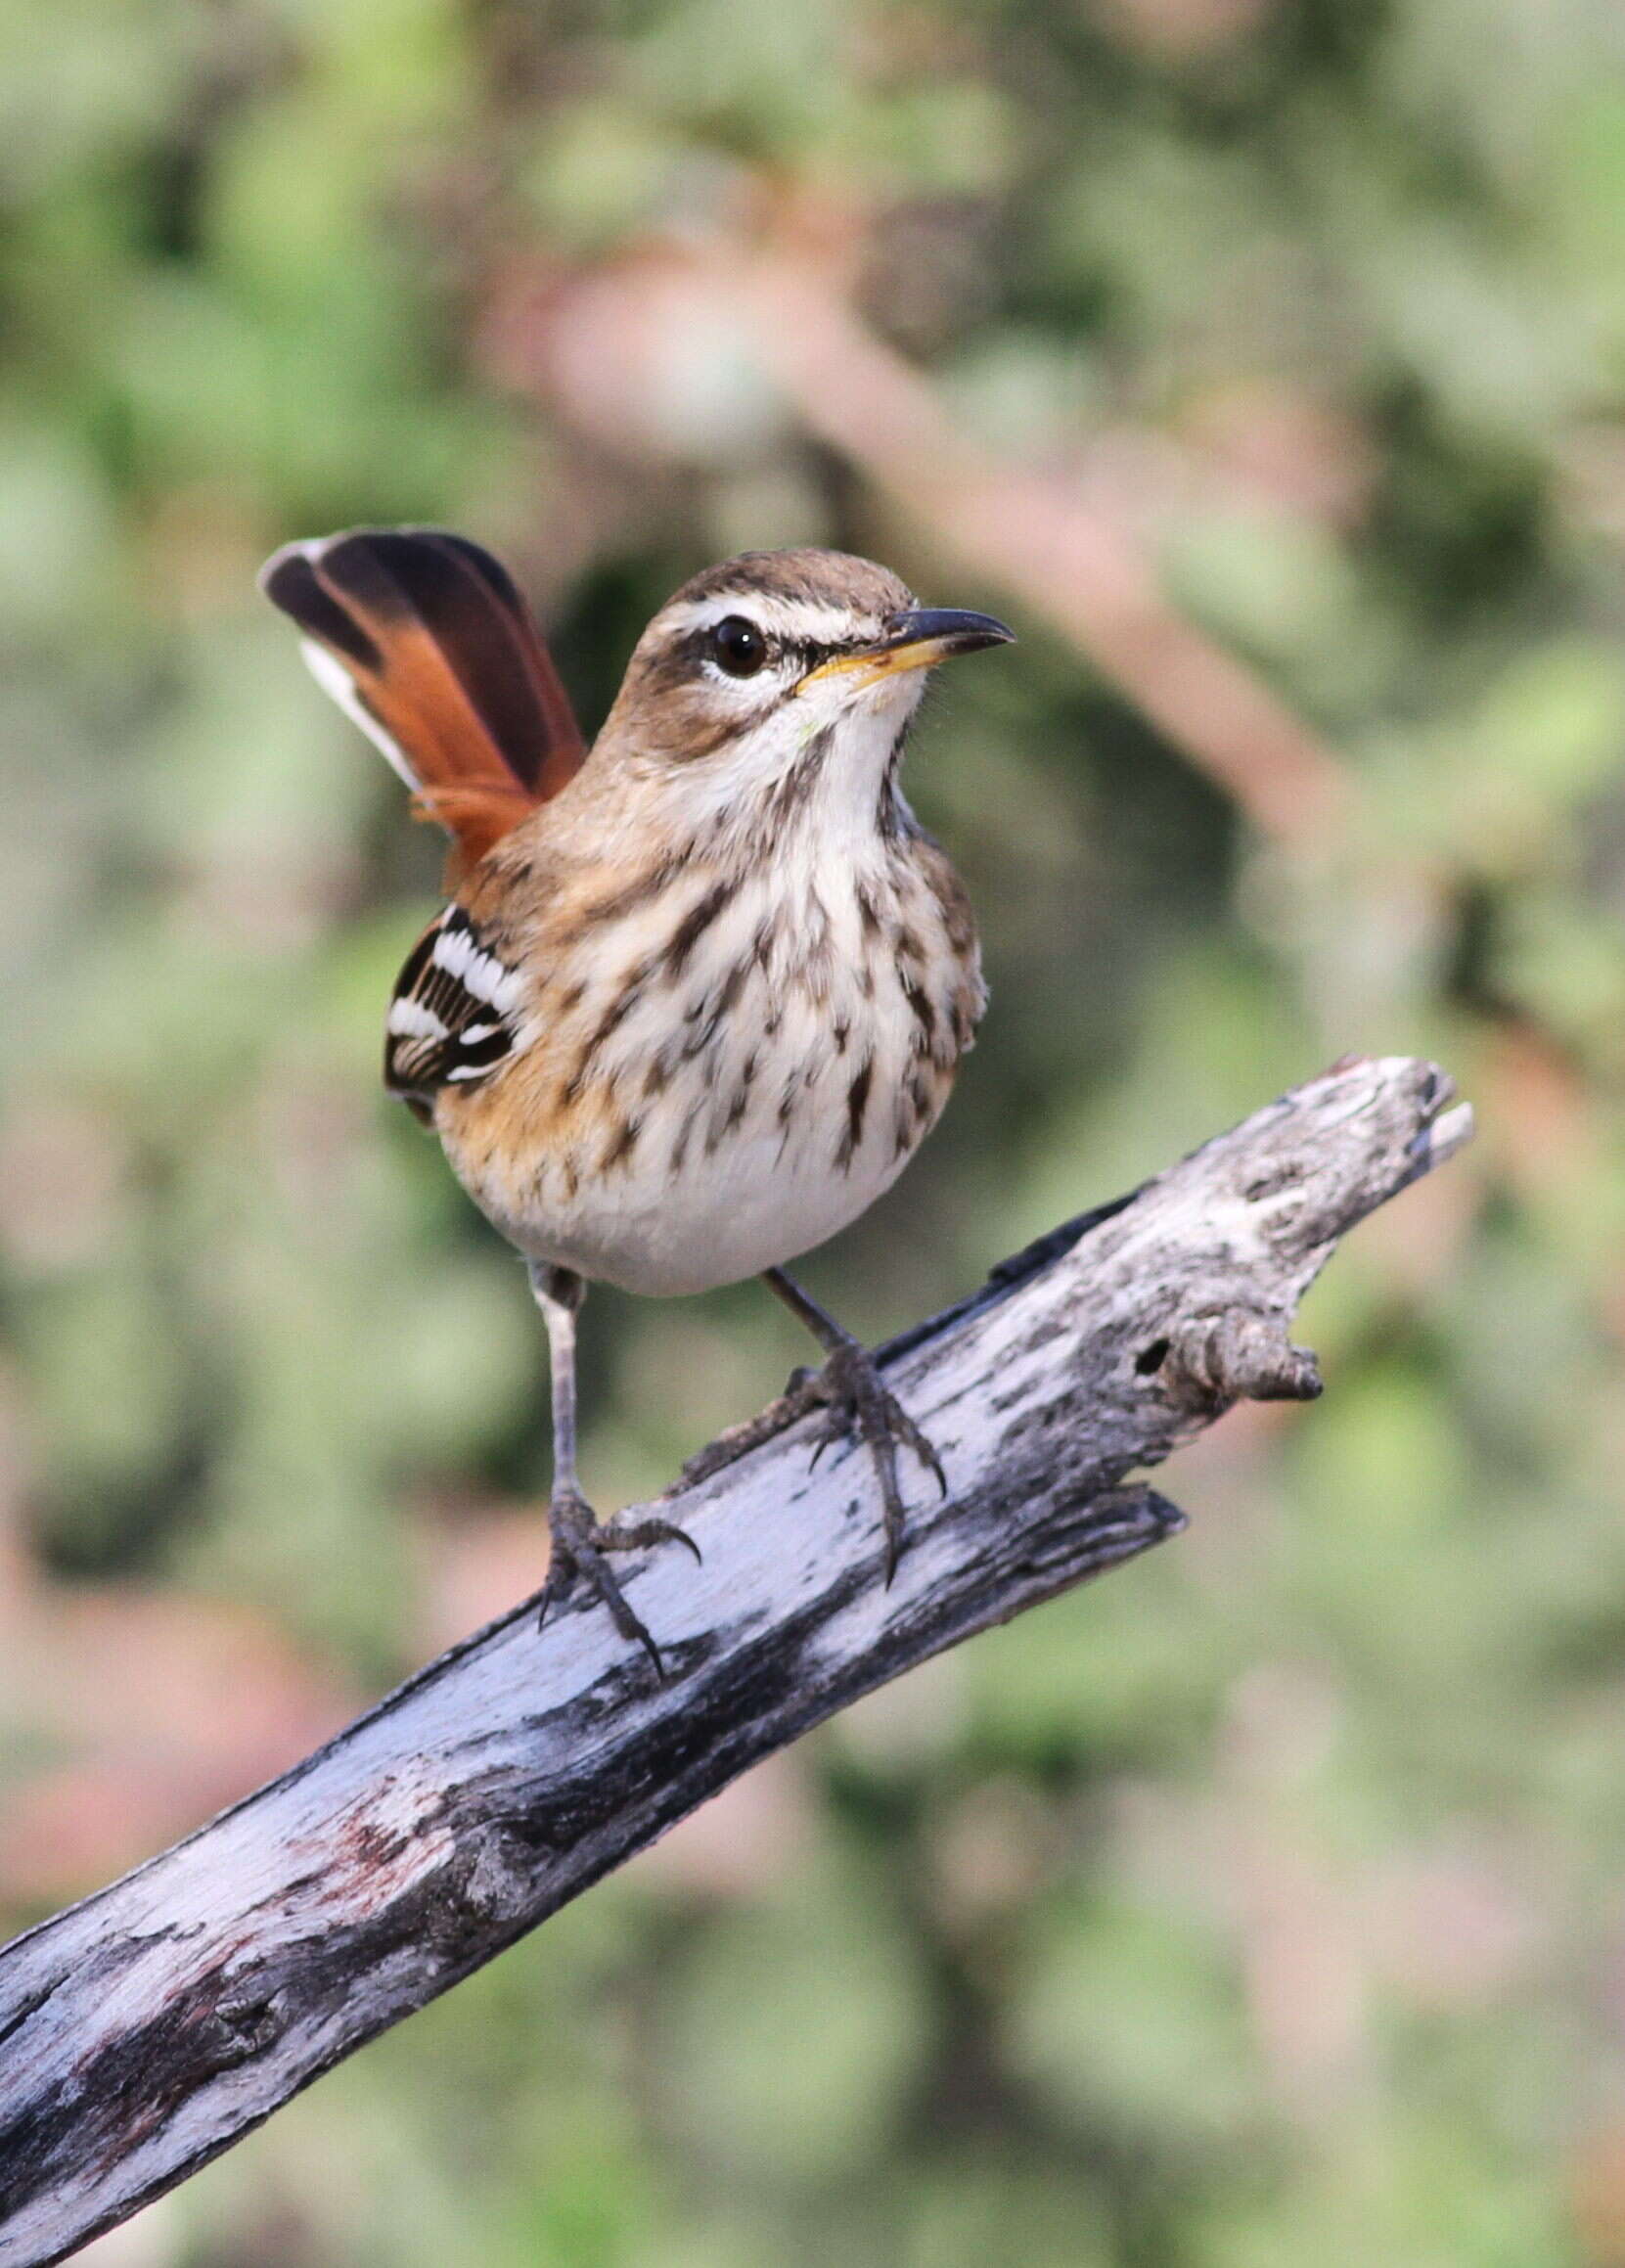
(798, 607, 1016, 694)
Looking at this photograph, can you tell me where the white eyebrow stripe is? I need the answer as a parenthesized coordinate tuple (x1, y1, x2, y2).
(658, 596, 881, 648)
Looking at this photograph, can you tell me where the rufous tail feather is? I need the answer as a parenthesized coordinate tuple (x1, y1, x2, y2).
(259, 527, 586, 877)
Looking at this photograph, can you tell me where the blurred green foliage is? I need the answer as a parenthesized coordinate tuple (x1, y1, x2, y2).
(4, 0, 1625, 2262)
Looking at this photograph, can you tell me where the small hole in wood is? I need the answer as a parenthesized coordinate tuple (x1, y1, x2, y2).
(1135, 1338, 1170, 1377)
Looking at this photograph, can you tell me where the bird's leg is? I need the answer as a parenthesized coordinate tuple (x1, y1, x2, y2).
(762, 1266, 947, 1581)
(529, 1262, 699, 1678)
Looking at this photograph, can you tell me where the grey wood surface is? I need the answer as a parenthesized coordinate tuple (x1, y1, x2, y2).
(0, 1054, 1472, 2268)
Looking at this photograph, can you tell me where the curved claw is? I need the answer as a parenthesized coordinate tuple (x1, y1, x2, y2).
(784, 1339, 947, 1581)
(609, 1513, 704, 1568)
(886, 1401, 948, 1498)
(538, 1489, 692, 1681)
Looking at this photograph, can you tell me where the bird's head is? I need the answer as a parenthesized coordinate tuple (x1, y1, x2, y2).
(597, 549, 1014, 829)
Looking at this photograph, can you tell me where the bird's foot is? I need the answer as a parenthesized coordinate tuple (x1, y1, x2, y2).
(785, 1338, 947, 1581)
(538, 1488, 700, 1680)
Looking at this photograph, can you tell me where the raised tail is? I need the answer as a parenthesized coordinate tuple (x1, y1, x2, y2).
(258, 527, 587, 872)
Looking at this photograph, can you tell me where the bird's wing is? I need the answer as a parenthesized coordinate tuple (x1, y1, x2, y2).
(384, 904, 523, 1111)
(258, 528, 586, 875)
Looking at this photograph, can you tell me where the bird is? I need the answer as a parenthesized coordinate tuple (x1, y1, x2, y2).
(259, 528, 1014, 1674)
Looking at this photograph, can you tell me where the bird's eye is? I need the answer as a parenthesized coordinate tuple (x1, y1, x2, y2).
(707, 615, 767, 678)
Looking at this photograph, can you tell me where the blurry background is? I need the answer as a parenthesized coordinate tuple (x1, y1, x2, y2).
(4, 0, 1625, 2261)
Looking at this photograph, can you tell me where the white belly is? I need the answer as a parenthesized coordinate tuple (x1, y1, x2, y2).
(442, 847, 975, 1297)
(469, 966, 944, 1294)
(523, 1115, 918, 1294)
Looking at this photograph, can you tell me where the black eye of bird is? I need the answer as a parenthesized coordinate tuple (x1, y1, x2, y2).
(707, 615, 767, 678)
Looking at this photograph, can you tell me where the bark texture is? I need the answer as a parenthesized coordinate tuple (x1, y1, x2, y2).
(0, 1055, 1472, 2268)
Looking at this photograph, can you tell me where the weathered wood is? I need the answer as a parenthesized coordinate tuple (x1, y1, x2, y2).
(0, 1055, 1472, 2268)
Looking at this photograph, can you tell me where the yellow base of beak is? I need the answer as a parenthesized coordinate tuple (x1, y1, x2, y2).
(798, 636, 962, 694)
(796, 606, 1016, 696)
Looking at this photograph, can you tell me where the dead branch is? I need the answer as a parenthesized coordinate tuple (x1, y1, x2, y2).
(0, 1055, 1470, 2268)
